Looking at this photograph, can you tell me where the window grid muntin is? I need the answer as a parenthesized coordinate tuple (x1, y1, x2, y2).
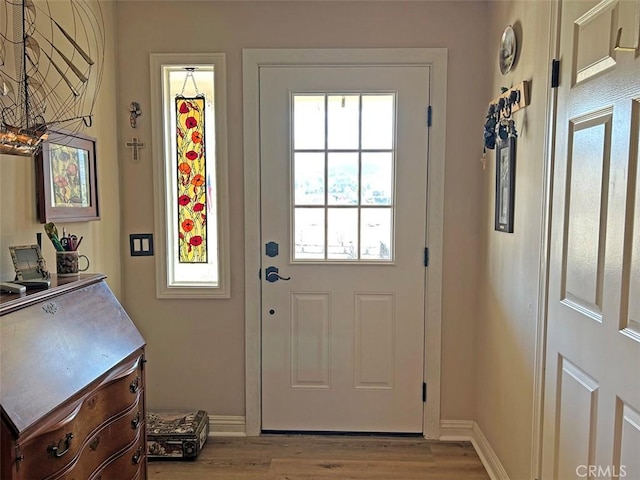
(292, 92, 396, 262)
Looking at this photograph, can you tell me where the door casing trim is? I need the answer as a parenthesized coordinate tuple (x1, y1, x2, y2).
(242, 48, 448, 438)
(532, 1, 560, 477)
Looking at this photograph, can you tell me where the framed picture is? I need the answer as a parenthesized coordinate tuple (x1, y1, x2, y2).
(495, 136, 516, 233)
(35, 129, 99, 223)
(9, 244, 50, 280)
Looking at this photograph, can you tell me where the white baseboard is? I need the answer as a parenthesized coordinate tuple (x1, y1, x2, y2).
(439, 419, 475, 441)
(440, 420, 510, 480)
(209, 415, 246, 437)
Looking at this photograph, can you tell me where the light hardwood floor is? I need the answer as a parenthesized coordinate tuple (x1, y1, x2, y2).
(147, 434, 490, 479)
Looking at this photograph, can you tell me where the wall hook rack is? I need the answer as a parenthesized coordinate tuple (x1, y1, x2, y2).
(483, 80, 530, 152)
(489, 81, 530, 116)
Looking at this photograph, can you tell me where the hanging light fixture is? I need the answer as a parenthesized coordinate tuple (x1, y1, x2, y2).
(0, 0, 104, 156)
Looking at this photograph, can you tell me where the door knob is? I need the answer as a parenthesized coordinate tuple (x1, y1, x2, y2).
(265, 266, 291, 283)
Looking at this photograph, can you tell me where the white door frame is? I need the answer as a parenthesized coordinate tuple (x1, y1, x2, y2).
(531, 1, 560, 476)
(242, 48, 447, 438)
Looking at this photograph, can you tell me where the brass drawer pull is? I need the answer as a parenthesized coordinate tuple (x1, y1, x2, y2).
(131, 445, 143, 465)
(129, 376, 140, 394)
(47, 433, 73, 458)
(131, 411, 141, 430)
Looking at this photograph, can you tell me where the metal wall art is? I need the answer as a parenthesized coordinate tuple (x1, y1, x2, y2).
(0, 0, 105, 156)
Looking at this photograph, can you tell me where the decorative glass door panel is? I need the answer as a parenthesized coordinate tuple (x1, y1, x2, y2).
(292, 93, 396, 262)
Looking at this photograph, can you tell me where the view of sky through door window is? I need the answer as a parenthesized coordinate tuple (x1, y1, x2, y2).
(292, 93, 395, 261)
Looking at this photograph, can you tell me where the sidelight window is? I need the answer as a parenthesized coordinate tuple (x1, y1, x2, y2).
(150, 53, 230, 298)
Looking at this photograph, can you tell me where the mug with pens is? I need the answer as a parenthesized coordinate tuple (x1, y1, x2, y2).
(61, 233, 82, 252)
(44, 223, 89, 276)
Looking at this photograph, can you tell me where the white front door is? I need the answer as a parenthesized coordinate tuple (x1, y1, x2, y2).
(541, 0, 640, 477)
(260, 65, 430, 432)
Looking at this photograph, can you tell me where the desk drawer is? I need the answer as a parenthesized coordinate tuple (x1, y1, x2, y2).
(16, 356, 143, 480)
(51, 406, 144, 480)
(89, 431, 146, 480)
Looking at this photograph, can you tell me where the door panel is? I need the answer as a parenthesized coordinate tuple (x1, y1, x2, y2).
(617, 401, 640, 475)
(260, 65, 429, 432)
(563, 109, 612, 320)
(290, 292, 330, 388)
(624, 99, 640, 336)
(354, 293, 395, 389)
(542, 0, 640, 477)
(555, 357, 600, 479)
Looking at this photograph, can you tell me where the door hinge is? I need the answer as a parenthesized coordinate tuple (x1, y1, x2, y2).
(551, 59, 560, 88)
(427, 106, 432, 127)
(422, 382, 427, 402)
(424, 247, 429, 267)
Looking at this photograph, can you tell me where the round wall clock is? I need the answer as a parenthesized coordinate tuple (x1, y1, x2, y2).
(499, 25, 517, 75)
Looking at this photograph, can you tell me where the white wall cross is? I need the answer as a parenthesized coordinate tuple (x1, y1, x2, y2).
(126, 137, 145, 161)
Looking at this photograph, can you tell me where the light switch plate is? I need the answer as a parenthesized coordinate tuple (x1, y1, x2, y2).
(130, 233, 154, 256)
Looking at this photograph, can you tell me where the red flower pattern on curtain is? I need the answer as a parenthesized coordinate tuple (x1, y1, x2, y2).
(176, 97, 207, 263)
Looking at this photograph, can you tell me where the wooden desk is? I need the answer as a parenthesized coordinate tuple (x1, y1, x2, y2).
(1, 274, 147, 479)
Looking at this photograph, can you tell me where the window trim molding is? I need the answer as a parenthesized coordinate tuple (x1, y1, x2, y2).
(150, 53, 230, 299)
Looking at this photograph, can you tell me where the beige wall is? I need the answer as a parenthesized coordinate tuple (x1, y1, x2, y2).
(0, 0, 561, 474)
(115, 1, 490, 420)
(476, 2, 554, 479)
(0, 1, 122, 298)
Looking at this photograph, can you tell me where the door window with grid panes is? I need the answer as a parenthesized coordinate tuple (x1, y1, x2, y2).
(292, 94, 395, 262)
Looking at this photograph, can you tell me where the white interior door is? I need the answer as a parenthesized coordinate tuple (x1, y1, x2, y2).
(542, 0, 640, 477)
(260, 65, 430, 432)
